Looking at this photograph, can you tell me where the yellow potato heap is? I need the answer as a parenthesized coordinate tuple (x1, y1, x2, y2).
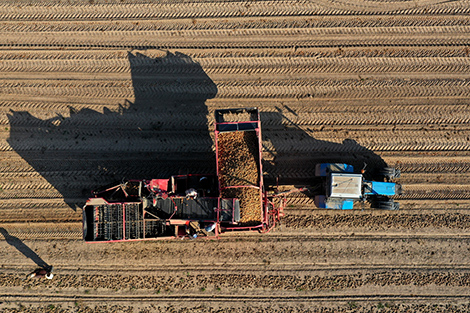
(221, 187, 261, 224)
(218, 131, 262, 224)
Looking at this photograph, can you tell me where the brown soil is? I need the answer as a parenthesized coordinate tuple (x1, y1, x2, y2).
(1, 0, 470, 312)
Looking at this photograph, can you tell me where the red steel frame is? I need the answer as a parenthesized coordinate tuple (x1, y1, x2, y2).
(85, 196, 222, 243)
(84, 107, 289, 242)
(214, 108, 275, 232)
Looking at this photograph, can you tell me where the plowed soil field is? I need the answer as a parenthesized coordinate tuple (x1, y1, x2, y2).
(1, 0, 470, 312)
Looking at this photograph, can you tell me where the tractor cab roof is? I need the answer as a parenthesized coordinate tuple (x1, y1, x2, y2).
(329, 173, 362, 199)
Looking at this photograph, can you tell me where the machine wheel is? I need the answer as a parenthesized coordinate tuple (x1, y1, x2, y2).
(377, 200, 399, 210)
(377, 201, 393, 210)
(380, 167, 401, 180)
(370, 198, 399, 210)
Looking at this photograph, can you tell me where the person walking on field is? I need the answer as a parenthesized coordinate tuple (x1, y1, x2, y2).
(28, 266, 53, 279)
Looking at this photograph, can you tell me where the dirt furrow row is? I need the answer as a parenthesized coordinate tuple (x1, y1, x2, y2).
(0, 0, 468, 311)
(0, 208, 79, 223)
(3, 271, 470, 291)
(2, 137, 214, 153)
(2, 78, 470, 101)
(0, 76, 446, 91)
(0, 188, 70, 200)
(2, 113, 210, 129)
(0, 30, 469, 51)
(3, 114, 469, 134)
(0, 0, 469, 21)
(397, 190, 470, 200)
(0, 198, 73, 210)
(398, 173, 469, 184)
(0, 302, 467, 313)
(209, 97, 470, 114)
(263, 133, 470, 152)
(0, 190, 65, 200)
(2, 46, 470, 60)
(3, 132, 470, 153)
(282, 193, 470, 207)
(8, 262, 470, 273)
(260, 111, 470, 126)
(395, 160, 470, 173)
(2, 18, 470, 33)
(2, 96, 468, 116)
(4, 26, 470, 37)
(1, 292, 470, 308)
(2, 102, 470, 131)
(0, 222, 81, 240)
(283, 212, 470, 229)
(313, 0, 470, 13)
(0, 155, 215, 177)
(2, 15, 470, 33)
(3, 56, 470, 77)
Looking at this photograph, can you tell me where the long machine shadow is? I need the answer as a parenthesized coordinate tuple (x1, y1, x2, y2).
(7, 51, 217, 210)
(7, 50, 390, 210)
(0, 228, 51, 270)
(261, 106, 390, 188)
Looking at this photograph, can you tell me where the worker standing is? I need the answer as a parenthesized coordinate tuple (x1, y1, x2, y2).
(28, 266, 53, 279)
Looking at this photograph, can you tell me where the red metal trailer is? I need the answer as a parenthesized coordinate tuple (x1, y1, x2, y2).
(82, 108, 286, 242)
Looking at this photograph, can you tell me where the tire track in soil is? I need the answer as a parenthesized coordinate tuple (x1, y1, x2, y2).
(3, 56, 470, 77)
(0, 15, 469, 32)
(3, 248, 470, 291)
(0, 29, 468, 50)
(5, 131, 470, 152)
(0, 209, 79, 223)
(0, 1, 469, 310)
(2, 46, 470, 59)
(283, 212, 470, 229)
(8, 262, 470, 273)
(0, 0, 469, 20)
(1, 293, 470, 303)
(2, 78, 470, 101)
(4, 99, 470, 127)
(7, 262, 470, 273)
(0, 223, 81, 240)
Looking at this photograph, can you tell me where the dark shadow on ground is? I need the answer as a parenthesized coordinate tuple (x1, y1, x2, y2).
(7, 51, 217, 210)
(7, 50, 390, 209)
(0, 228, 51, 270)
(261, 105, 389, 188)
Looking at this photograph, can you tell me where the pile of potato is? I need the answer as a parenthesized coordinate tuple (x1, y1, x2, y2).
(218, 131, 262, 224)
(221, 187, 262, 224)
